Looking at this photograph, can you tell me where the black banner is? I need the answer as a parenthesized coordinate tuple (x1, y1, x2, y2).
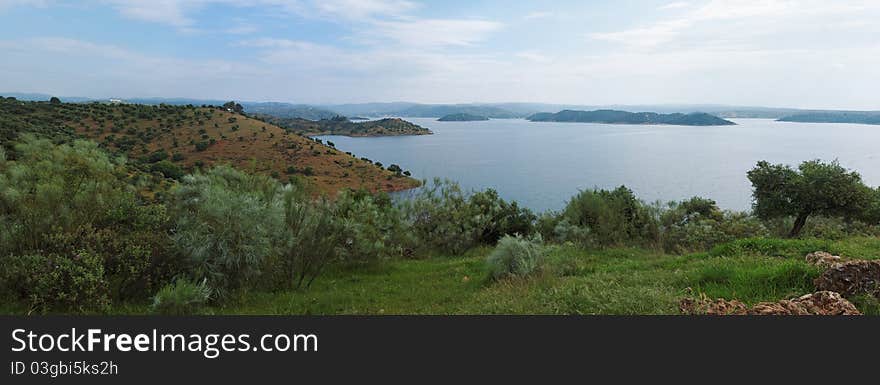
(1, 316, 877, 383)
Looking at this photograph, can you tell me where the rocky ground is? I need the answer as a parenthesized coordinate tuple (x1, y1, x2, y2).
(681, 251, 880, 316)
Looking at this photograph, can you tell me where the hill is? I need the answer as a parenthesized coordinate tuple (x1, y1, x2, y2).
(778, 112, 880, 125)
(242, 102, 340, 120)
(0, 97, 419, 195)
(324, 103, 521, 118)
(438, 113, 489, 121)
(255, 115, 432, 136)
(528, 110, 736, 126)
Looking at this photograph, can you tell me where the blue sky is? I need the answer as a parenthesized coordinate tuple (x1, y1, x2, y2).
(2, 1, 880, 109)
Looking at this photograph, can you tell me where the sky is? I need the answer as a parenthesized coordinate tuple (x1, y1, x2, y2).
(1, 0, 880, 109)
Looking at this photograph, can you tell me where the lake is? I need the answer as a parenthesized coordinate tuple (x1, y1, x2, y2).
(316, 118, 880, 213)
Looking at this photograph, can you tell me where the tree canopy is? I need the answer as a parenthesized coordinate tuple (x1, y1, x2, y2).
(747, 159, 873, 237)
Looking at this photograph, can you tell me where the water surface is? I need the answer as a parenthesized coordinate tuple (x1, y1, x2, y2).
(317, 118, 880, 212)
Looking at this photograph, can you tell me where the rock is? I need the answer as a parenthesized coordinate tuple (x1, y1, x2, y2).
(805, 251, 843, 268)
(680, 291, 861, 315)
(747, 291, 861, 315)
(814, 260, 880, 298)
(679, 294, 747, 315)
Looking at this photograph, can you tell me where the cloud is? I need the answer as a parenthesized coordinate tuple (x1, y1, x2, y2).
(368, 19, 502, 47)
(590, 1, 880, 50)
(659, 2, 689, 10)
(312, 0, 417, 20)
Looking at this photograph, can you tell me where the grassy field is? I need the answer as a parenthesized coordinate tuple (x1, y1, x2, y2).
(6, 237, 874, 316)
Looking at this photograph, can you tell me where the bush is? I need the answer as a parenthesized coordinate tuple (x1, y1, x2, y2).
(401, 179, 481, 255)
(559, 186, 659, 247)
(150, 160, 184, 179)
(171, 166, 284, 296)
(486, 235, 545, 280)
(401, 180, 534, 255)
(468, 189, 535, 244)
(659, 198, 767, 253)
(275, 190, 343, 289)
(0, 135, 135, 256)
(150, 279, 212, 315)
(334, 189, 411, 262)
(0, 252, 108, 313)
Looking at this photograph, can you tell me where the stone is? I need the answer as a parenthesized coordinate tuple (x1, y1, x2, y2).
(680, 291, 861, 315)
(804, 251, 843, 268)
(814, 260, 880, 298)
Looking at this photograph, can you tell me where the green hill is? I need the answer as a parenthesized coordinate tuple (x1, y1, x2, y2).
(778, 112, 880, 125)
(255, 115, 432, 136)
(528, 110, 736, 126)
(438, 113, 490, 121)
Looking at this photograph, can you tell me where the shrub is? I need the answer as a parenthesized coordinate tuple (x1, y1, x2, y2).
(334, 189, 411, 262)
(401, 179, 480, 255)
(275, 190, 343, 289)
(559, 186, 659, 247)
(486, 235, 545, 280)
(0, 135, 136, 256)
(150, 279, 212, 315)
(0, 252, 108, 313)
(171, 166, 284, 296)
(468, 189, 535, 244)
(150, 160, 184, 179)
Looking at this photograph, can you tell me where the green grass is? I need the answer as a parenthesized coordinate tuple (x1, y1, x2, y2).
(4, 237, 879, 315)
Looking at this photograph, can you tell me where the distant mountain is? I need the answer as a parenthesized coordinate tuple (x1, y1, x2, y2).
(528, 110, 736, 126)
(778, 111, 880, 125)
(397, 105, 519, 118)
(254, 115, 432, 137)
(324, 103, 521, 118)
(438, 113, 490, 121)
(243, 102, 340, 120)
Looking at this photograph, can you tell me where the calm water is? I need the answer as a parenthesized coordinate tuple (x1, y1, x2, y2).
(316, 118, 880, 213)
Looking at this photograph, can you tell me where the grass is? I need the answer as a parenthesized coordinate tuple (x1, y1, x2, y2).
(3, 237, 878, 315)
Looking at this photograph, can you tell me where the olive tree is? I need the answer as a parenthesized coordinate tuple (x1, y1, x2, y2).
(747, 160, 872, 237)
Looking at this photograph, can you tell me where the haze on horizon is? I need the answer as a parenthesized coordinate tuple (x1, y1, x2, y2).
(2, 0, 880, 110)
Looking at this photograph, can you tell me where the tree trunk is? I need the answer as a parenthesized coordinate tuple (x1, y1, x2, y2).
(788, 212, 809, 238)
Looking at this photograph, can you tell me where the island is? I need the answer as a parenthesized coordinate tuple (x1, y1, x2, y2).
(777, 112, 880, 125)
(255, 114, 433, 136)
(527, 109, 736, 126)
(438, 113, 490, 121)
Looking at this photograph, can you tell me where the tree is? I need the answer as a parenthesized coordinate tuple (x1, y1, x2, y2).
(222, 101, 243, 114)
(49, 97, 61, 104)
(747, 160, 872, 237)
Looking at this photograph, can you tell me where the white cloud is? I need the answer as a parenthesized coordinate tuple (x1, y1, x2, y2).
(659, 2, 689, 10)
(591, 0, 880, 50)
(312, 0, 417, 20)
(368, 19, 502, 47)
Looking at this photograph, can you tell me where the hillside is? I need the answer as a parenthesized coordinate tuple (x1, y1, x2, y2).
(528, 109, 736, 126)
(438, 113, 489, 121)
(255, 115, 432, 136)
(778, 112, 880, 125)
(243, 102, 341, 120)
(0, 97, 419, 195)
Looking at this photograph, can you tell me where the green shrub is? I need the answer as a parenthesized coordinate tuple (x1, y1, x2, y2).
(0, 135, 135, 256)
(275, 190, 343, 289)
(150, 279, 212, 315)
(559, 186, 659, 247)
(486, 235, 545, 280)
(150, 160, 184, 179)
(335, 189, 411, 262)
(0, 252, 108, 313)
(171, 166, 284, 296)
(401, 180, 534, 255)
